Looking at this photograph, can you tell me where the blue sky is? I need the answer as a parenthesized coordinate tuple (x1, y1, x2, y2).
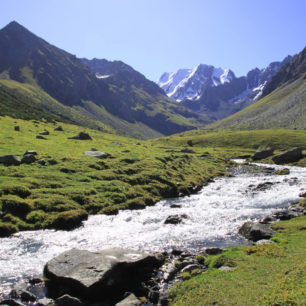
(1, 0, 305, 81)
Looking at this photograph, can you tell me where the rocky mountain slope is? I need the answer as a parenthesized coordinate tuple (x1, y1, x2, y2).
(158, 57, 292, 120)
(0, 21, 210, 138)
(209, 47, 306, 130)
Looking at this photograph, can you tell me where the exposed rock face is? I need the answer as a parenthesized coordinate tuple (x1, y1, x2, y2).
(44, 248, 164, 303)
(252, 146, 274, 160)
(84, 151, 110, 159)
(0, 155, 21, 166)
(68, 132, 92, 140)
(272, 147, 302, 164)
(238, 221, 275, 241)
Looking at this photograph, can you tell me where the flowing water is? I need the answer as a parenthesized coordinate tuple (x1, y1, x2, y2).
(0, 162, 305, 297)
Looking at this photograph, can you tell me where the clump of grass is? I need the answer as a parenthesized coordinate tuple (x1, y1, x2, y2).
(0, 185, 31, 198)
(174, 260, 182, 269)
(245, 244, 286, 257)
(47, 209, 88, 230)
(205, 253, 236, 268)
(99, 206, 119, 215)
(0, 222, 18, 237)
(1, 195, 33, 218)
(180, 272, 191, 280)
(195, 254, 205, 265)
(275, 168, 290, 175)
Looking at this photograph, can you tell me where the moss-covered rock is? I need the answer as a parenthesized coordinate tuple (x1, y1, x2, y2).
(0, 222, 18, 237)
(47, 209, 88, 230)
(1, 195, 32, 217)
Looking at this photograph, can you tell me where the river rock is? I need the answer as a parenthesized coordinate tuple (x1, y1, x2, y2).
(84, 151, 110, 159)
(21, 154, 36, 164)
(169, 204, 182, 209)
(115, 293, 141, 305)
(205, 247, 225, 255)
(299, 191, 306, 198)
(164, 214, 188, 224)
(55, 294, 83, 306)
(272, 147, 302, 164)
(238, 222, 275, 241)
(44, 248, 164, 303)
(0, 299, 25, 306)
(252, 146, 274, 160)
(37, 297, 54, 306)
(273, 210, 298, 220)
(10, 283, 36, 302)
(68, 132, 92, 140)
(0, 155, 21, 166)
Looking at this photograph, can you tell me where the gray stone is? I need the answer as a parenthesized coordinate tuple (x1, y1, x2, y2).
(0, 155, 21, 166)
(84, 151, 111, 159)
(181, 264, 201, 273)
(44, 248, 164, 302)
(36, 135, 47, 140)
(169, 204, 182, 208)
(272, 147, 302, 164)
(219, 266, 234, 272)
(162, 263, 177, 282)
(9, 283, 36, 302)
(252, 146, 274, 160)
(21, 154, 36, 164)
(38, 159, 47, 166)
(238, 221, 275, 241)
(55, 295, 83, 306)
(37, 297, 54, 306)
(0, 299, 25, 306)
(115, 293, 141, 306)
(255, 239, 274, 245)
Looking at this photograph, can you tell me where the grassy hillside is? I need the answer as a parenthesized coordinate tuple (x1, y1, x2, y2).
(0, 116, 233, 236)
(210, 77, 306, 130)
(153, 129, 306, 151)
(170, 215, 306, 305)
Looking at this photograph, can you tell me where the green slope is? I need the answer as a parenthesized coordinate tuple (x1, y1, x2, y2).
(209, 77, 306, 130)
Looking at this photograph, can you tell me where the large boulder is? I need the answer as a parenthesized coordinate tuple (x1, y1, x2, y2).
(251, 146, 274, 160)
(238, 222, 275, 241)
(0, 155, 21, 166)
(84, 151, 110, 159)
(272, 147, 302, 164)
(44, 248, 164, 303)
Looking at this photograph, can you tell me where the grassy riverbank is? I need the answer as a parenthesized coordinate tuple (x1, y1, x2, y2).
(170, 214, 306, 305)
(1, 115, 305, 237)
(0, 116, 234, 236)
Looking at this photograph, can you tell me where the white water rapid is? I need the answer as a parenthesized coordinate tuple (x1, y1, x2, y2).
(0, 162, 305, 297)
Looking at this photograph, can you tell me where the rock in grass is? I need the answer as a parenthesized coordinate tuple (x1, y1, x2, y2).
(14, 126, 20, 131)
(39, 130, 49, 136)
(44, 249, 164, 303)
(84, 151, 110, 159)
(272, 147, 302, 164)
(21, 154, 36, 164)
(251, 146, 274, 160)
(115, 293, 141, 305)
(54, 126, 64, 131)
(0, 155, 21, 166)
(238, 221, 275, 242)
(23, 150, 38, 156)
(36, 135, 47, 140)
(68, 132, 92, 140)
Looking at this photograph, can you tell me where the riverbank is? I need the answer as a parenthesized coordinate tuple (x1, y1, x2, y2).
(170, 205, 306, 305)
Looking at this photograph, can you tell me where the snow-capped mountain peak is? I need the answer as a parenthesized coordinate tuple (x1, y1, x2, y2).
(157, 64, 235, 101)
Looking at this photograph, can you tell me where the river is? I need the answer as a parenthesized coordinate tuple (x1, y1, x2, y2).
(0, 161, 305, 298)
